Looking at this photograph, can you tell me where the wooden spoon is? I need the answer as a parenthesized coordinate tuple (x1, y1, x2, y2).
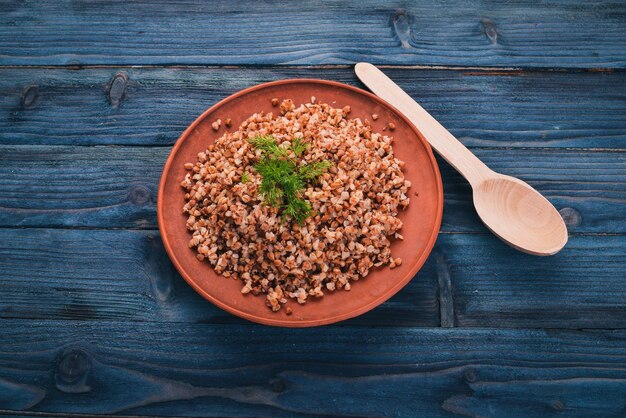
(355, 62, 568, 256)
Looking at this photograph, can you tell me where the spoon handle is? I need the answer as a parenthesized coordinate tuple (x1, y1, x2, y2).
(355, 63, 491, 186)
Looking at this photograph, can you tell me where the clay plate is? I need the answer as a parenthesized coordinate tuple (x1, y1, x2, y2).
(158, 79, 443, 327)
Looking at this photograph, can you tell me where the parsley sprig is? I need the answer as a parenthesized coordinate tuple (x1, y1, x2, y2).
(248, 135, 331, 224)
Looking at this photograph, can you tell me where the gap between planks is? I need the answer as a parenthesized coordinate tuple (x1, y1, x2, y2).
(1, 314, 625, 331)
(0, 225, 622, 237)
(0, 64, 621, 73)
(0, 410, 190, 418)
(4, 143, 626, 152)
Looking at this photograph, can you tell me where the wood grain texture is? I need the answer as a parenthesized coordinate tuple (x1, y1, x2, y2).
(2, 67, 625, 148)
(0, 146, 159, 230)
(444, 233, 626, 328)
(1, 1, 625, 68)
(0, 228, 624, 329)
(1, 145, 623, 234)
(0, 321, 625, 416)
(0, 228, 439, 327)
(1, 1, 625, 416)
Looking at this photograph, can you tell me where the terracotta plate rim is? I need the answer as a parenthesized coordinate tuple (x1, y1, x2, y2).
(157, 78, 443, 327)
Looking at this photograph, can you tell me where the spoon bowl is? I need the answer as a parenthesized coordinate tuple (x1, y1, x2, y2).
(473, 175, 568, 255)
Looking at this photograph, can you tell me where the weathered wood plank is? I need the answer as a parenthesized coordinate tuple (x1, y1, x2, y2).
(0, 321, 624, 416)
(1, 145, 623, 234)
(2, 68, 624, 148)
(0, 227, 439, 327)
(443, 232, 626, 328)
(1, 1, 625, 68)
(0, 146, 159, 230)
(0, 228, 624, 329)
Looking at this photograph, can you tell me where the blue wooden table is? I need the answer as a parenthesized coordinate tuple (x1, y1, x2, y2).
(1, 1, 625, 416)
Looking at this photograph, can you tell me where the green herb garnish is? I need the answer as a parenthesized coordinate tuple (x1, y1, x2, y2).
(248, 135, 331, 224)
(298, 160, 333, 180)
(241, 171, 250, 183)
(291, 138, 309, 157)
(248, 135, 289, 158)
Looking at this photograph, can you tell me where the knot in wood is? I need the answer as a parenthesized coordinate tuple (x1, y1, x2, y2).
(129, 185, 151, 205)
(269, 378, 286, 393)
(559, 207, 581, 227)
(107, 72, 128, 108)
(464, 368, 477, 383)
(21, 85, 39, 108)
(552, 400, 564, 411)
(55, 349, 92, 393)
(392, 10, 412, 49)
(481, 18, 498, 44)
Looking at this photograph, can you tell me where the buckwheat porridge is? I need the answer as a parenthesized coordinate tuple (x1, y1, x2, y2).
(180, 98, 411, 313)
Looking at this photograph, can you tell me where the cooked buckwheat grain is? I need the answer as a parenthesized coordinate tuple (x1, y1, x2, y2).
(181, 99, 411, 312)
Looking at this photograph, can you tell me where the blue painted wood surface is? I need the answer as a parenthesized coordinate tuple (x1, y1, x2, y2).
(1, 145, 624, 234)
(1, 322, 626, 416)
(1, 1, 626, 68)
(1, 228, 624, 329)
(1, 1, 625, 416)
(2, 68, 624, 148)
